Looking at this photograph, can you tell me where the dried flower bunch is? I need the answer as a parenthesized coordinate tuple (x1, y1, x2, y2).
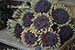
(7, 0, 75, 49)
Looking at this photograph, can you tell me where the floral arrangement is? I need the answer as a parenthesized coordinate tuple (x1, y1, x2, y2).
(7, 0, 75, 50)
